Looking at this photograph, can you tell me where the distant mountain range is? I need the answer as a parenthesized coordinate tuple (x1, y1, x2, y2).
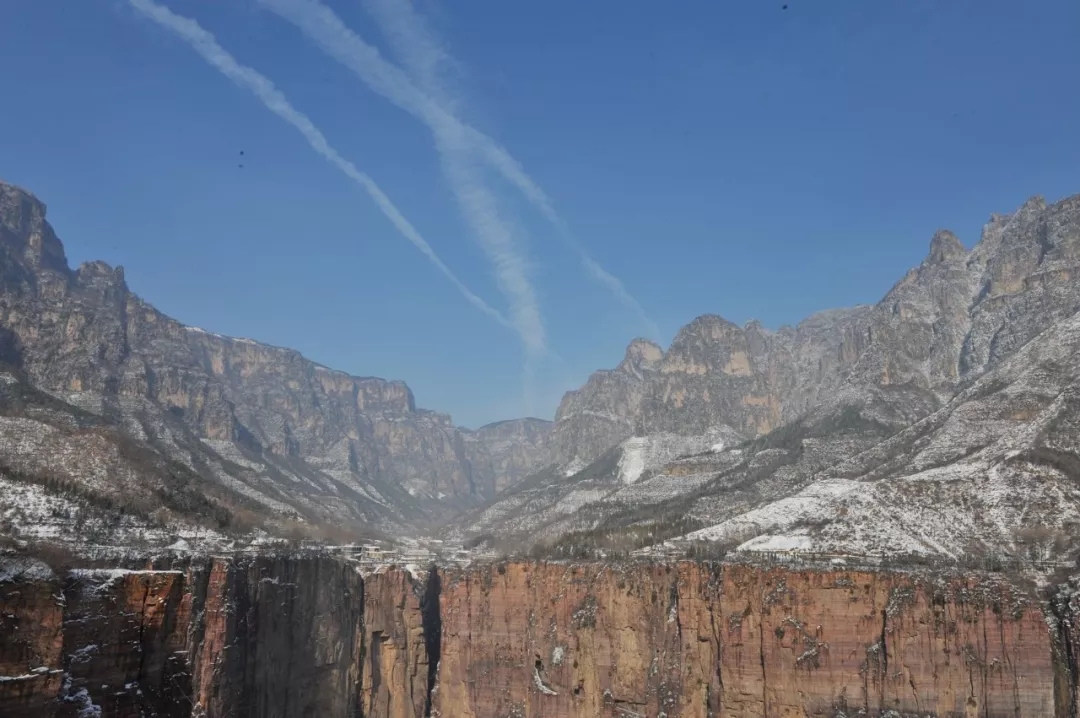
(2, 177, 1079, 559)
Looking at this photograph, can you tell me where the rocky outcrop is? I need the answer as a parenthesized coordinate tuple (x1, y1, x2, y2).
(465, 418, 553, 493)
(436, 561, 1060, 718)
(0, 180, 551, 535)
(60, 568, 191, 717)
(0, 553, 369, 718)
(0, 557, 63, 718)
(184, 556, 365, 718)
(548, 193, 1080, 471)
(435, 561, 724, 717)
(360, 567, 431, 718)
(3, 554, 1080, 717)
(721, 564, 1055, 717)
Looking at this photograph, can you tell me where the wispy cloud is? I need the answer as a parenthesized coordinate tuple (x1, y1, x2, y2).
(256, 0, 658, 341)
(257, 0, 547, 355)
(125, 0, 510, 331)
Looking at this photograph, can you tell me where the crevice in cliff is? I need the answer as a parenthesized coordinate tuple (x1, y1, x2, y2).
(134, 579, 152, 690)
(668, 582, 682, 640)
(421, 566, 442, 718)
(759, 607, 768, 716)
(879, 607, 888, 714)
(707, 595, 723, 713)
(981, 609, 990, 717)
(879, 608, 888, 675)
(1049, 585, 1078, 718)
(367, 630, 385, 717)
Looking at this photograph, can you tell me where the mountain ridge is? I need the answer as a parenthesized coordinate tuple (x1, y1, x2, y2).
(463, 190, 1080, 556)
(3, 176, 1079, 557)
(0, 178, 553, 541)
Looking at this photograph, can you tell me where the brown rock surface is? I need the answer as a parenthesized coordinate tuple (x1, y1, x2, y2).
(0, 557, 64, 718)
(434, 561, 724, 718)
(59, 569, 191, 718)
(1, 555, 1078, 717)
(721, 564, 1055, 717)
(360, 567, 432, 718)
(436, 561, 1060, 718)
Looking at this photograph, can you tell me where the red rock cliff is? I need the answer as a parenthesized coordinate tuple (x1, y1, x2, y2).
(2, 555, 1078, 717)
(435, 561, 1061, 718)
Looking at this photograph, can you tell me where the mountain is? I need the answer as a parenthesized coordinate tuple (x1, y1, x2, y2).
(0, 179, 551, 542)
(463, 417, 553, 493)
(461, 192, 1080, 558)
(4, 176, 1078, 560)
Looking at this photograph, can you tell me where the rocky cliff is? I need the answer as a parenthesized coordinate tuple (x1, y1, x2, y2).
(2, 553, 1079, 717)
(464, 418, 553, 494)
(548, 194, 1080, 471)
(464, 192, 1080, 555)
(0, 180, 552, 537)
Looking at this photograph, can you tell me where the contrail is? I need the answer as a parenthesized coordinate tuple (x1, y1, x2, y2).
(257, 0, 546, 354)
(365, 0, 660, 340)
(257, 0, 658, 340)
(125, 0, 511, 332)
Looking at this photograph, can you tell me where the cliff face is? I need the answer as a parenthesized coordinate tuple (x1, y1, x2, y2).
(435, 561, 724, 718)
(1, 554, 1077, 717)
(721, 564, 1055, 718)
(0, 180, 552, 536)
(464, 418, 553, 493)
(360, 567, 432, 718)
(184, 556, 366, 718)
(0, 554, 369, 718)
(547, 194, 1080, 472)
(435, 562, 1058, 718)
(0, 558, 64, 718)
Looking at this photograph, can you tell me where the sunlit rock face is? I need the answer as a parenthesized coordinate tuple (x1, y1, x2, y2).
(2, 555, 1074, 717)
(469, 192, 1080, 557)
(549, 193, 1080, 472)
(0, 180, 557, 535)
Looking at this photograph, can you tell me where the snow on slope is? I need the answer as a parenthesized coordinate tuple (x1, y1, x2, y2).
(616, 426, 742, 484)
(0, 475, 232, 550)
(677, 310, 1080, 559)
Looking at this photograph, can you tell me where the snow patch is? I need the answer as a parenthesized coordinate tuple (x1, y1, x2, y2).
(561, 457, 588, 477)
(617, 438, 648, 484)
(69, 645, 99, 665)
(533, 667, 558, 696)
(617, 427, 742, 485)
(0, 555, 55, 583)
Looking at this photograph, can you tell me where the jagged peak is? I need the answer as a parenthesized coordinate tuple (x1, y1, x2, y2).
(0, 179, 68, 275)
(0, 178, 44, 207)
(743, 318, 774, 336)
(76, 260, 126, 284)
(925, 230, 967, 264)
(1020, 194, 1048, 212)
(620, 337, 663, 372)
(668, 314, 743, 350)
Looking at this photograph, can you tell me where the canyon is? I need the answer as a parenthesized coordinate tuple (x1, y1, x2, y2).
(1, 552, 1077, 717)
(4, 177, 1080, 566)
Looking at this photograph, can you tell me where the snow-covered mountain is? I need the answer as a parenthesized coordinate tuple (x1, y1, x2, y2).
(457, 191, 1080, 560)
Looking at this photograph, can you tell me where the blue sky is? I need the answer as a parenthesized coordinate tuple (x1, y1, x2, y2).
(2, 0, 1078, 427)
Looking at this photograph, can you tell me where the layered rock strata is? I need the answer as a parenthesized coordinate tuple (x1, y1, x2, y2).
(0, 555, 1076, 717)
